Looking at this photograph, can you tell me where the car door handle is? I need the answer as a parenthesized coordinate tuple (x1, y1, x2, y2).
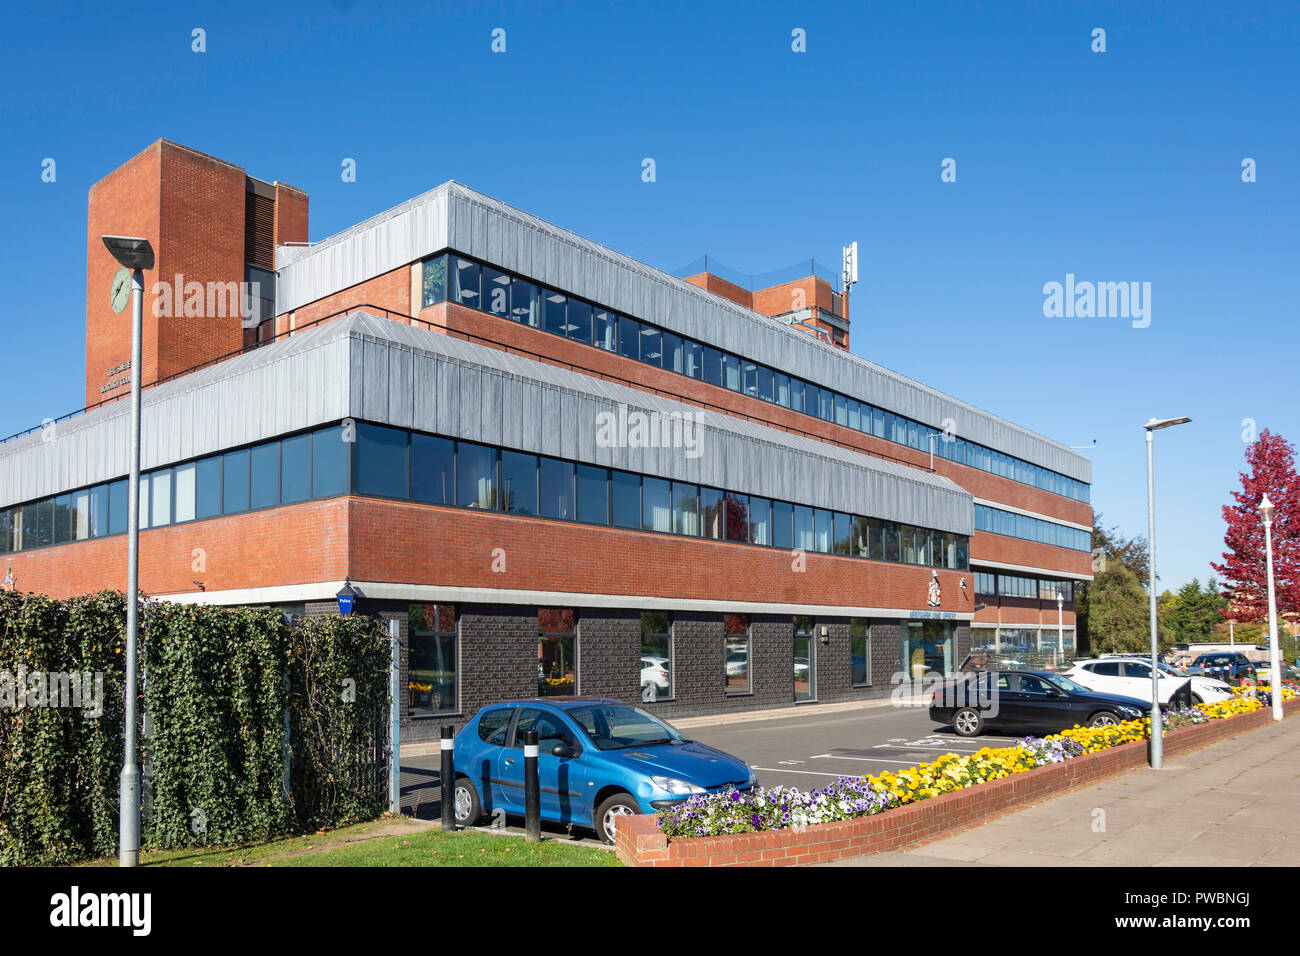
(504, 758, 514, 766)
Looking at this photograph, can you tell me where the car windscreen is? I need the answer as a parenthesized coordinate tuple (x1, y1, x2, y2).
(1157, 662, 1190, 677)
(1044, 674, 1091, 694)
(565, 704, 684, 751)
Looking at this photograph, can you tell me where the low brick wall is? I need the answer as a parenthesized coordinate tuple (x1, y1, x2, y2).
(615, 701, 1296, 867)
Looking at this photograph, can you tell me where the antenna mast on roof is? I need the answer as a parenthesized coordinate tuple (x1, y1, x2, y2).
(842, 241, 859, 314)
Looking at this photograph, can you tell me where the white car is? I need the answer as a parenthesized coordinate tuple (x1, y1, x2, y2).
(640, 655, 670, 694)
(1065, 657, 1234, 706)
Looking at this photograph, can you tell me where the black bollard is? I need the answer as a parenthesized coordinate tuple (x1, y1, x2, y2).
(440, 724, 456, 831)
(523, 729, 541, 842)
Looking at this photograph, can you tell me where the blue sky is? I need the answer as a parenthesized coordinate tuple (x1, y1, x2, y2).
(0, 0, 1295, 592)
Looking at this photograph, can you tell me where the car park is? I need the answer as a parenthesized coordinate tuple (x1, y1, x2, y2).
(451, 698, 755, 843)
(930, 669, 1147, 737)
(1065, 657, 1233, 705)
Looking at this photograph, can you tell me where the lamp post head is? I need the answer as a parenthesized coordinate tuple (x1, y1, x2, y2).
(1144, 416, 1192, 432)
(1057, 591, 1064, 608)
(1259, 493, 1275, 525)
(101, 235, 155, 271)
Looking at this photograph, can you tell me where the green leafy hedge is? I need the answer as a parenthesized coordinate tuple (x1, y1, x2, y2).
(0, 591, 391, 865)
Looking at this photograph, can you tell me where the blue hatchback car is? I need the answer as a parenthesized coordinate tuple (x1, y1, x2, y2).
(450, 698, 755, 842)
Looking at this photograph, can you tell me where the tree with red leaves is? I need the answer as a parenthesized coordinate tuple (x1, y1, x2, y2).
(1211, 429, 1300, 623)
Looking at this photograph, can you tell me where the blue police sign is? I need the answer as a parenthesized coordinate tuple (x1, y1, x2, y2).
(336, 579, 358, 615)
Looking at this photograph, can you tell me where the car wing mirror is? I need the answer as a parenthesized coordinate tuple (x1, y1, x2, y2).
(552, 743, 575, 758)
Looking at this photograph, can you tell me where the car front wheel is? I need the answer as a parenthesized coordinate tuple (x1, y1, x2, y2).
(1088, 711, 1120, 727)
(595, 793, 640, 844)
(952, 707, 983, 737)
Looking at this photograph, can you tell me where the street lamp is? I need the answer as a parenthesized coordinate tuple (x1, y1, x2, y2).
(1144, 415, 1191, 769)
(1260, 494, 1283, 721)
(103, 235, 154, 868)
(1057, 590, 1065, 666)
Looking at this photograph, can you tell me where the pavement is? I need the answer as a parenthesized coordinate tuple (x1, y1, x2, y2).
(820, 712, 1300, 867)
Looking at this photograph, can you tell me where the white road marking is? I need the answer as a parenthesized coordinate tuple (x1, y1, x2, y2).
(751, 767, 856, 777)
(808, 754, 928, 765)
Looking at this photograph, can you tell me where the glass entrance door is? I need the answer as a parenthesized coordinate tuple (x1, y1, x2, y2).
(794, 636, 814, 701)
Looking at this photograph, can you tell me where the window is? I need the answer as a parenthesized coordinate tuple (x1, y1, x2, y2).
(410, 434, 455, 505)
(576, 464, 609, 524)
(641, 477, 671, 532)
(510, 278, 540, 327)
(724, 614, 750, 695)
(593, 308, 617, 351)
(901, 620, 954, 679)
(499, 450, 538, 515)
(883, 521, 899, 562)
(539, 457, 575, 519)
(790, 378, 805, 414)
(724, 493, 748, 542)
(900, 525, 917, 564)
(702, 347, 722, 387)
(108, 480, 127, 534)
(312, 425, 349, 498)
(794, 506, 814, 551)
(173, 463, 196, 523)
(618, 315, 640, 360)
(457, 442, 497, 510)
(280, 433, 312, 504)
(566, 299, 593, 344)
(409, 604, 457, 715)
(851, 619, 870, 686)
(701, 488, 724, 539)
(683, 340, 702, 379)
(663, 332, 684, 374)
(794, 616, 814, 701)
(250, 445, 278, 510)
(640, 611, 672, 702)
(421, 254, 448, 307)
(543, 290, 568, 336)
(672, 483, 700, 536)
(813, 509, 831, 553)
(53, 495, 71, 544)
(477, 708, 512, 745)
(723, 354, 740, 391)
(748, 497, 771, 545)
(611, 470, 640, 529)
(538, 609, 577, 697)
(639, 325, 663, 367)
(773, 501, 793, 550)
(452, 257, 480, 307)
(355, 424, 407, 499)
(833, 513, 852, 555)
(482, 267, 511, 317)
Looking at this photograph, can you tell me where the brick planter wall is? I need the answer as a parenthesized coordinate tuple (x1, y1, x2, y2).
(616, 699, 1297, 866)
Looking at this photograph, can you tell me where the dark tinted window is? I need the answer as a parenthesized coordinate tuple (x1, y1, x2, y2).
(411, 433, 455, 504)
(539, 458, 575, 520)
(195, 457, 221, 519)
(499, 450, 538, 515)
(312, 425, 349, 498)
(477, 708, 513, 746)
(611, 471, 640, 529)
(222, 449, 250, 513)
(280, 433, 312, 503)
(356, 424, 408, 499)
(576, 464, 609, 524)
(250, 443, 279, 509)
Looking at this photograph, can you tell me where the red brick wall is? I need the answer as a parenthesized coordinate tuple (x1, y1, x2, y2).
(154, 143, 248, 382)
(616, 701, 1294, 866)
(682, 273, 752, 309)
(85, 142, 163, 407)
(287, 267, 412, 330)
(273, 182, 309, 258)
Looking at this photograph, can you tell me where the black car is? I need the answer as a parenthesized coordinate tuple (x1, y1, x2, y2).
(929, 669, 1148, 737)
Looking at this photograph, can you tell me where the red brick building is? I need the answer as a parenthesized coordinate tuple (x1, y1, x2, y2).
(1, 141, 1092, 739)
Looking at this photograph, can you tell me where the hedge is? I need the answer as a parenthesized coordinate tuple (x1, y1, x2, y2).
(0, 591, 392, 865)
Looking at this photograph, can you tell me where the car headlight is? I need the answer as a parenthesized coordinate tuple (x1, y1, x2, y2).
(747, 768, 757, 787)
(1117, 706, 1142, 718)
(651, 776, 706, 795)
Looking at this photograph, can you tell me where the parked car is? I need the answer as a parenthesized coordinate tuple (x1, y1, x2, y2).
(1187, 652, 1256, 681)
(930, 670, 1147, 737)
(640, 656, 670, 695)
(1065, 657, 1233, 705)
(725, 651, 748, 678)
(451, 698, 755, 843)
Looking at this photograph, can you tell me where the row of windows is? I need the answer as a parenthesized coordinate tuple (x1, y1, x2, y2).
(0, 420, 968, 572)
(350, 421, 970, 569)
(0, 424, 351, 554)
(973, 571, 1074, 602)
(974, 504, 1091, 552)
(412, 607, 878, 717)
(423, 251, 1090, 503)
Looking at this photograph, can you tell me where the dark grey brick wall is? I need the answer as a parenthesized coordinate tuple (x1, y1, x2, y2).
(302, 600, 966, 736)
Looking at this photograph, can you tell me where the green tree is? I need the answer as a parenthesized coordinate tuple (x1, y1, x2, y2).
(1159, 578, 1229, 646)
(1085, 562, 1162, 654)
(1076, 512, 1150, 652)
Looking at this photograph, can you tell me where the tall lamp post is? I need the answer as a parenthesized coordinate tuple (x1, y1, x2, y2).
(1144, 415, 1191, 769)
(1056, 590, 1065, 666)
(103, 236, 154, 867)
(1260, 494, 1283, 721)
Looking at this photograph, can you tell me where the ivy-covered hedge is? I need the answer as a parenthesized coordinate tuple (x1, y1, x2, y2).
(0, 591, 392, 865)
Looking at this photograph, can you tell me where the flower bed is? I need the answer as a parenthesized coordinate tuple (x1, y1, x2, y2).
(618, 690, 1297, 866)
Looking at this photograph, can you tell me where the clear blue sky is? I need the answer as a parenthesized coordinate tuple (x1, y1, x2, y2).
(1, 0, 1295, 593)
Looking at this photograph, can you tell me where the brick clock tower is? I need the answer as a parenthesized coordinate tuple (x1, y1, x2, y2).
(84, 140, 308, 406)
